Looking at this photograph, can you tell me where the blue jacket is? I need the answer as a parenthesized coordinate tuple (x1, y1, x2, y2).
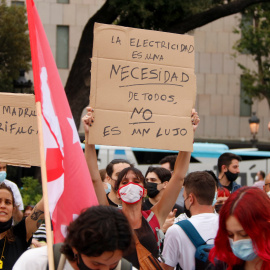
(218, 181, 241, 193)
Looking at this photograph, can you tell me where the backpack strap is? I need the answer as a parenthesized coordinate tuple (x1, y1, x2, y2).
(120, 258, 133, 270)
(142, 210, 164, 246)
(53, 243, 64, 269)
(142, 210, 165, 262)
(145, 210, 155, 223)
(142, 210, 159, 242)
(176, 220, 206, 248)
(46, 243, 64, 270)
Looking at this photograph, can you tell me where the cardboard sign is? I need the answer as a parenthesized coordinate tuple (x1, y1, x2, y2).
(89, 23, 196, 151)
(0, 93, 40, 167)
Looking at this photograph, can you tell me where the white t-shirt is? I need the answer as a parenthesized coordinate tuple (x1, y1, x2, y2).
(162, 213, 219, 270)
(13, 246, 138, 270)
(13, 246, 73, 270)
(4, 179, 24, 210)
(252, 180, 264, 190)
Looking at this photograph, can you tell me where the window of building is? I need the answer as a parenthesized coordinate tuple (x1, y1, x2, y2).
(11, 1, 24, 6)
(240, 76, 252, 117)
(56, 26, 69, 69)
(240, 12, 253, 55)
(57, 0, 69, 3)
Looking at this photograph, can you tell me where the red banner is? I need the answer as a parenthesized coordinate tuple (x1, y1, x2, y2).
(26, 0, 98, 243)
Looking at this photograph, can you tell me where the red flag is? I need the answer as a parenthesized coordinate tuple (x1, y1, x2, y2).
(26, 0, 98, 243)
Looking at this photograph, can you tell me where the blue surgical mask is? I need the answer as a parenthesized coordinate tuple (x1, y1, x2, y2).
(0, 171, 7, 183)
(212, 191, 217, 206)
(229, 238, 257, 261)
(105, 183, 111, 194)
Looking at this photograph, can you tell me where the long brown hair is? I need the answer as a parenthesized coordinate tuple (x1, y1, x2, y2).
(0, 183, 15, 242)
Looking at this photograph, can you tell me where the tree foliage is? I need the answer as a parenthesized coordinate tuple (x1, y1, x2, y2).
(111, 0, 228, 30)
(20, 177, 42, 207)
(0, 1, 31, 92)
(64, 0, 270, 128)
(234, 3, 270, 107)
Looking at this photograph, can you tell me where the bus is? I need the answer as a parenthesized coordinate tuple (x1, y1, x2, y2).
(89, 143, 270, 187)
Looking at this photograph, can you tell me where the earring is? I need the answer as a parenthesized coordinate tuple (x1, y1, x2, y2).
(74, 253, 78, 259)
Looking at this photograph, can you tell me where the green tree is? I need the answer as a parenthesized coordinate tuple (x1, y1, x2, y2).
(234, 3, 270, 107)
(20, 177, 42, 207)
(0, 1, 31, 93)
(63, 0, 270, 128)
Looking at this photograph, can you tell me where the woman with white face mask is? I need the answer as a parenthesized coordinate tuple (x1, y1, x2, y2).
(208, 187, 270, 270)
(82, 107, 200, 269)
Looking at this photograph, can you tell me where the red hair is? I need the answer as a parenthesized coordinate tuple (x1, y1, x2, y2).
(217, 187, 230, 198)
(209, 187, 270, 270)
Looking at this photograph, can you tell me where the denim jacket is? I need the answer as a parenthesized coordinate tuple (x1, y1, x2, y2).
(218, 181, 241, 193)
(231, 181, 241, 193)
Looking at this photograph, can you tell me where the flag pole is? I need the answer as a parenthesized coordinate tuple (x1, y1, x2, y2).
(36, 101, 55, 270)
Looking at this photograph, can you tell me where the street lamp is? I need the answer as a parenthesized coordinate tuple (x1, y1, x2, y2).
(248, 112, 260, 148)
(13, 70, 33, 93)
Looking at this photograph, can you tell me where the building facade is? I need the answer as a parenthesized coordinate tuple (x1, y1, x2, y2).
(7, 0, 270, 148)
(194, 14, 270, 148)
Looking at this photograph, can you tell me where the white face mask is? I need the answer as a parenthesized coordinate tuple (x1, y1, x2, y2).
(105, 183, 111, 194)
(118, 183, 144, 204)
(0, 171, 7, 183)
(255, 175, 259, 181)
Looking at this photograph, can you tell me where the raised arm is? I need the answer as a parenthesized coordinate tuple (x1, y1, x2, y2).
(25, 198, 44, 242)
(82, 107, 109, 205)
(151, 109, 200, 227)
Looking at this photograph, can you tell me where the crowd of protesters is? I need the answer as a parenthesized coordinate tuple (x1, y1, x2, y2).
(0, 107, 270, 270)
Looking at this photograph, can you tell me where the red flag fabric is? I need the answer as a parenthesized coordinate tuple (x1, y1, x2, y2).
(26, 0, 98, 243)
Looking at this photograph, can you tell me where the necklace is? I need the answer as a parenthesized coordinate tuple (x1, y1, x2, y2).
(0, 236, 6, 269)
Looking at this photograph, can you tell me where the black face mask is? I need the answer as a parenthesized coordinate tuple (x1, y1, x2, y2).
(77, 253, 93, 270)
(146, 182, 160, 198)
(225, 170, 238, 182)
(184, 198, 192, 218)
(77, 253, 118, 270)
(214, 204, 223, 214)
(0, 217, 13, 233)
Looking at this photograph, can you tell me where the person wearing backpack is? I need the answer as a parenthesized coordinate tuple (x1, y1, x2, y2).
(13, 205, 136, 270)
(161, 171, 219, 270)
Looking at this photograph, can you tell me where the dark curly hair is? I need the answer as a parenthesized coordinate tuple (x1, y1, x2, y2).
(61, 205, 134, 261)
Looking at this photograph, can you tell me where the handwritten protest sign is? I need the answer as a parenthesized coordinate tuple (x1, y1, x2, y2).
(89, 23, 196, 151)
(0, 93, 40, 166)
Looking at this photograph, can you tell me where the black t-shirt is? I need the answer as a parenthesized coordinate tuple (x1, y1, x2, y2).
(222, 182, 233, 192)
(106, 193, 121, 208)
(124, 215, 159, 269)
(206, 260, 244, 270)
(142, 198, 184, 217)
(0, 219, 31, 270)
